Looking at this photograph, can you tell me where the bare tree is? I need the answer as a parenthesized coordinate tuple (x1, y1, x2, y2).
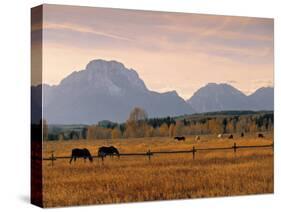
(126, 107, 148, 138)
(128, 107, 148, 122)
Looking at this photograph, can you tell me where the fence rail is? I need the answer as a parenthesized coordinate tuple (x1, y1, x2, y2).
(40, 142, 273, 166)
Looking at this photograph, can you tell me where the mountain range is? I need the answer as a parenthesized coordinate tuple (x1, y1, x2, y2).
(187, 83, 273, 113)
(31, 59, 273, 124)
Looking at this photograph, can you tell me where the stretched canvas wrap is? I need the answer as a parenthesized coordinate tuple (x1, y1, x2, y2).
(31, 4, 274, 208)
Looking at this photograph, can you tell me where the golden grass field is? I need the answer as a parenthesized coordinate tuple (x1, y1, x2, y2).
(42, 133, 274, 207)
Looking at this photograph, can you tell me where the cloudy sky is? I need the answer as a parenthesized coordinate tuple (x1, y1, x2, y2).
(32, 4, 274, 99)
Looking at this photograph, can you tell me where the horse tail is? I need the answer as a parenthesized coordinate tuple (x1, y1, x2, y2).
(98, 149, 102, 157)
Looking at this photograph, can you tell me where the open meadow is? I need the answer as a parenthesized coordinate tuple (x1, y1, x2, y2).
(42, 133, 273, 207)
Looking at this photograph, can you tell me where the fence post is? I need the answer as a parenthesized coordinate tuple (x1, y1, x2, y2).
(192, 146, 196, 160)
(51, 151, 55, 167)
(147, 149, 152, 161)
(233, 142, 237, 157)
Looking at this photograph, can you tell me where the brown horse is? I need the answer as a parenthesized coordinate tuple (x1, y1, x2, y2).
(98, 146, 120, 158)
(258, 133, 264, 138)
(174, 136, 185, 141)
(69, 148, 93, 164)
(228, 134, 234, 139)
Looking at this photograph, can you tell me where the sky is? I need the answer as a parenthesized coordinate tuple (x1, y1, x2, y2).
(32, 4, 274, 99)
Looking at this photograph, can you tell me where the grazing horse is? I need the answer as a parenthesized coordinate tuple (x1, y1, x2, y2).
(174, 136, 185, 141)
(69, 148, 93, 164)
(258, 133, 264, 138)
(98, 146, 120, 158)
(228, 134, 234, 139)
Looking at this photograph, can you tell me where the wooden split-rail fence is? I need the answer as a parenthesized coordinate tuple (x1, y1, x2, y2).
(42, 142, 274, 166)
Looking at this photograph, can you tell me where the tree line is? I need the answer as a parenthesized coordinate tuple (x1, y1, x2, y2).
(44, 108, 273, 141)
(86, 107, 273, 140)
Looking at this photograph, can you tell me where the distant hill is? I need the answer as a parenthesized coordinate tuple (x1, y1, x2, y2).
(34, 59, 194, 124)
(248, 87, 274, 111)
(186, 83, 273, 113)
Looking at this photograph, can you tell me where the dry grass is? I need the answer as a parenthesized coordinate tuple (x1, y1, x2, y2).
(42, 133, 273, 207)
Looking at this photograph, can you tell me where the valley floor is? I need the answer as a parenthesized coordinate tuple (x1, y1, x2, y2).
(42, 133, 273, 207)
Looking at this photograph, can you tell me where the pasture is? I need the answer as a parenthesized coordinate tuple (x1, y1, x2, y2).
(42, 133, 273, 207)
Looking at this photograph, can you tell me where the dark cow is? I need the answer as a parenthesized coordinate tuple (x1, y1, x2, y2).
(69, 148, 93, 164)
(228, 134, 234, 139)
(241, 132, 244, 137)
(258, 133, 264, 138)
(98, 146, 120, 158)
(174, 136, 185, 141)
